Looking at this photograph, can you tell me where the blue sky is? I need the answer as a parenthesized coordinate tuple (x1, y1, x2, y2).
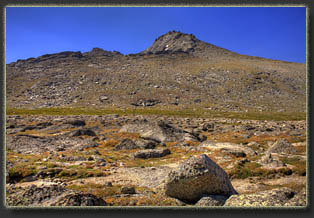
(6, 7, 306, 64)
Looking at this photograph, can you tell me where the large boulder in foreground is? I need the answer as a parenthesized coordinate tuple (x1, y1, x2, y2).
(165, 154, 237, 203)
(224, 187, 301, 207)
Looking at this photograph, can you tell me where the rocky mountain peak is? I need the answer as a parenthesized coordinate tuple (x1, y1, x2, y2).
(141, 30, 200, 54)
(83, 47, 122, 57)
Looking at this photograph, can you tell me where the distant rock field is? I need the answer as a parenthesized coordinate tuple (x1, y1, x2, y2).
(5, 114, 307, 207)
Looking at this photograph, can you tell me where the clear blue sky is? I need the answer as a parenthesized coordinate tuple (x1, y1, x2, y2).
(6, 7, 306, 64)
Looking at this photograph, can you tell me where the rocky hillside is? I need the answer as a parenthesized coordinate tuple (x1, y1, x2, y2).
(6, 31, 306, 113)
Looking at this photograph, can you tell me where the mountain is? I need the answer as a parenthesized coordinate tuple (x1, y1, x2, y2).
(140, 30, 233, 55)
(6, 31, 306, 113)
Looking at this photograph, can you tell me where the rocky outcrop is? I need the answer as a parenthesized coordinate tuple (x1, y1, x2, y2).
(20, 122, 53, 132)
(120, 120, 200, 143)
(224, 187, 302, 207)
(266, 139, 296, 154)
(284, 188, 307, 206)
(199, 141, 257, 156)
(6, 184, 107, 206)
(83, 47, 122, 57)
(114, 138, 139, 150)
(6, 133, 98, 154)
(258, 153, 286, 168)
(141, 31, 198, 54)
(165, 154, 237, 203)
(114, 138, 158, 151)
(135, 139, 158, 149)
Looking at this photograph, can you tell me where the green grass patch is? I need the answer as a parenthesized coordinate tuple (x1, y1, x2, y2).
(228, 161, 293, 179)
(7, 107, 306, 121)
(8, 165, 38, 183)
(56, 168, 107, 180)
(280, 157, 306, 176)
(66, 183, 121, 199)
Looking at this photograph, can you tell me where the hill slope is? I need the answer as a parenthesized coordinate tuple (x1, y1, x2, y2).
(6, 31, 306, 113)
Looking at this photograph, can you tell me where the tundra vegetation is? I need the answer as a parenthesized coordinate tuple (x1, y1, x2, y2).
(6, 31, 306, 207)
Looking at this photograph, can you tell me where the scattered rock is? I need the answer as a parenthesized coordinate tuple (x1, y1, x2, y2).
(120, 120, 200, 143)
(194, 99, 201, 103)
(105, 182, 113, 187)
(21, 122, 53, 132)
(134, 148, 171, 159)
(221, 149, 246, 158)
(6, 184, 107, 206)
(131, 99, 161, 107)
(284, 188, 307, 206)
(224, 187, 296, 207)
(195, 194, 229, 206)
(202, 122, 215, 132)
(99, 95, 109, 102)
(267, 139, 296, 154)
(134, 139, 157, 149)
(72, 129, 97, 137)
(114, 138, 139, 150)
(199, 141, 256, 156)
(120, 186, 136, 194)
(258, 153, 286, 168)
(36, 168, 63, 178)
(65, 120, 86, 126)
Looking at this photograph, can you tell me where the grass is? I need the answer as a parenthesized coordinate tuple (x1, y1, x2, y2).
(279, 157, 306, 176)
(8, 167, 37, 183)
(66, 183, 179, 206)
(66, 183, 121, 199)
(228, 161, 294, 180)
(56, 168, 107, 180)
(6, 107, 306, 121)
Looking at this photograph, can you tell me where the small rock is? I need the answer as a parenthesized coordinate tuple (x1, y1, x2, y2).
(99, 95, 109, 102)
(120, 186, 136, 194)
(134, 148, 171, 159)
(65, 120, 86, 126)
(105, 182, 113, 187)
(72, 129, 97, 137)
(114, 138, 139, 150)
(195, 195, 229, 206)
